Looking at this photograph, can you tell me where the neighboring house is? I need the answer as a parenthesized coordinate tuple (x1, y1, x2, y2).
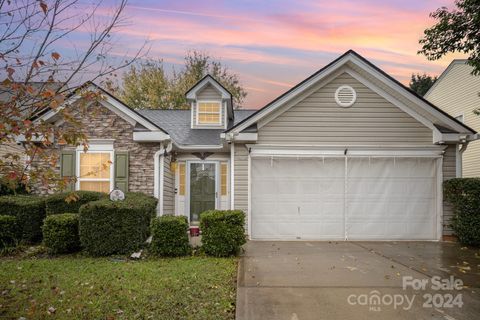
(424, 60, 480, 177)
(34, 50, 477, 241)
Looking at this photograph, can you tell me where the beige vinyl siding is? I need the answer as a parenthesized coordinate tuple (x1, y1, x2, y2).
(233, 144, 249, 219)
(442, 144, 457, 235)
(192, 83, 225, 129)
(425, 62, 480, 177)
(163, 155, 175, 215)
(257, 73, 433, 145)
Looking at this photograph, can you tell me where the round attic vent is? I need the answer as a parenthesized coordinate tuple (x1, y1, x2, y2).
(335, 85, 356, 107)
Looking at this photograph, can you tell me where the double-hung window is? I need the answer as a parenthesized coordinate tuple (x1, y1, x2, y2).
(197, 102, 221, 125)
(76, 145, 114, 193)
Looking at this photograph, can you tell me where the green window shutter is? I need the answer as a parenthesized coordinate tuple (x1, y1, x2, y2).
(114, 151, 129, 192)
(60, 150, 76, 191)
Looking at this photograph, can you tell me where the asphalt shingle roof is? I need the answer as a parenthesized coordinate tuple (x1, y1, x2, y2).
(137, 109, 256, 146)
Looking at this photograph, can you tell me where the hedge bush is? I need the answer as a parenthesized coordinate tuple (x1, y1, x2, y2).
(79, 192, 157, 256)
(0, 215, 19, 248)
(45, 191, 106, 215)
(0, 195, 45, 243)
(200, 210, 246, 257)
(444, 178, 480, 246)
(42, 213, 80, 254)
(150, 215, 190, 257)
(0, 178, 28, 196)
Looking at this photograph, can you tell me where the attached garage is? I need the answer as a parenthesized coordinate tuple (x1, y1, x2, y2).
(251, 152, 441, 240)
(226, 51, 477, 242)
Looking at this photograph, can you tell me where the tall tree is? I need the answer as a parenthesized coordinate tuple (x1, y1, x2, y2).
(409, 73, 438, 96)
(419, 0, 480, 75)
(121, 51, 247, 109)
(0, 0, 144, 192)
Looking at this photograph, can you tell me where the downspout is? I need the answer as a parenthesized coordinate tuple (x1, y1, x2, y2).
(230, 142, 235, 209)
(456, 142, 468, 178)
(154, 144, 165, 216)
(225, 132, 236, 210)
(154, 141, 173, 216)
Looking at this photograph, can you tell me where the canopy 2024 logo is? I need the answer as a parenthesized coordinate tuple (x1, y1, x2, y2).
(347, 276, 463, 312)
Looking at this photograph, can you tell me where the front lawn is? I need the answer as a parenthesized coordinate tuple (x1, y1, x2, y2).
(0, 255, 237, 319)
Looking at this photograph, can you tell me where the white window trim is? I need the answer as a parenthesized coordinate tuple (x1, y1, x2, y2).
(75, 147, 114, 192)
(196, 100, 222, 126)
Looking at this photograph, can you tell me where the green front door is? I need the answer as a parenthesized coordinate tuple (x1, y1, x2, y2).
(190, 163, 216, 225)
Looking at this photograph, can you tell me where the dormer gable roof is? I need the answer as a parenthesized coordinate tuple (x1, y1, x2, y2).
(186, 75, 234, 120)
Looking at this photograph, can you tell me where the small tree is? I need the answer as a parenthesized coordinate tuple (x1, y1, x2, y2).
(0, 0, 144, 192)
(121, 51, 247, 109)
(419, 0, 480, 75)
(409, 73, 438, 96)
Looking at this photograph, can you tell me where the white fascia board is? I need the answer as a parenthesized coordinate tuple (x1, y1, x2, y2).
(229, 53, 472, 135)
(221, 132, 257, 142)
(15, 134, 50, 143)
(186, 77, 230, 100)
(229, 55, 351, 134)
(133, 131, 170, 142)
(101, 96, 159, 131)
(349, 55, 473, 134)
(345, 69, 437, 132)
(38, 94, 83, 123)
(36, 84, 163, 133)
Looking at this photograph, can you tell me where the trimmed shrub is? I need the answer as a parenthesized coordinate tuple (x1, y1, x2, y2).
(79, 192, 157, 256)
(150, 215, 190, 257)
(0, 178, 28, 196)
(45, 191, 106, 215)
(0, 195, 45, 243)
(444, 178, 480, 246)
(0, 215, 19, 248)
(200, 210, 246, 257)
(42, 213, 80, 254)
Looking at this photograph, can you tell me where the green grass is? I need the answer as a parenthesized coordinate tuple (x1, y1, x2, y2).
(0, 255, 237, 319)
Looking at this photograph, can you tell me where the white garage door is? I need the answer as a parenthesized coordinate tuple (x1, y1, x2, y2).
(251, 156, 438, 240)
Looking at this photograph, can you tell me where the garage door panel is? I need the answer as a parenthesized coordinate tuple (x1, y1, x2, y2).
(346, 157, 436, 240)
(253, 222, 297, 239)
(251, 157, 345, 239)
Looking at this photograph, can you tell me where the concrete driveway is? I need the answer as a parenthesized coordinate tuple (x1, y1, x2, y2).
(236, 241, 480, 320)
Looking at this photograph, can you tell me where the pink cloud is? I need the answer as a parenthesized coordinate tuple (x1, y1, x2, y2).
(63, 0, 464, 108)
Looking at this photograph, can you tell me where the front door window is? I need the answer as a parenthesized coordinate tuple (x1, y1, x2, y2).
(189, 163, 216, 225)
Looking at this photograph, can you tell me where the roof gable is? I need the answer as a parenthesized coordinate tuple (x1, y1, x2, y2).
(185, 75, 232, 100)
(186, 75, 234, 120)
(37, 82, 168, 135)
(424, 60, 470, 97)
(226, 50, 476, 138)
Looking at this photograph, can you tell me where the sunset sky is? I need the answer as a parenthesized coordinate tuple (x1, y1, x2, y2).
(87, 0, 464, 108)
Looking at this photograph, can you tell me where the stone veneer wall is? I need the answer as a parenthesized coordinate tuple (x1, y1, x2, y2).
(32, 101, 159, 195)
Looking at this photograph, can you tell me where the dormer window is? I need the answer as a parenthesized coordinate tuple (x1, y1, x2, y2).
(186, 75, 234, 129)
(197, 101, 222, 125)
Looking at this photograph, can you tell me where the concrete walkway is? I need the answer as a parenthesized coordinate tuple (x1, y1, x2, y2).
(236, 241, 480, 320)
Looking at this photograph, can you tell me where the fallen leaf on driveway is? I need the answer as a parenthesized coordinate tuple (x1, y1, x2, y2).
(346, 266, 358, 271)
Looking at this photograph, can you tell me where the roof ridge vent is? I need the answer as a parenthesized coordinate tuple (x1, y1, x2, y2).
(335, 85, 356, 107)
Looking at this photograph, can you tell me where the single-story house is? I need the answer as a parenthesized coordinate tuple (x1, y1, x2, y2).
(34, 50, 478, 241)
(424, 60, 480, 177)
